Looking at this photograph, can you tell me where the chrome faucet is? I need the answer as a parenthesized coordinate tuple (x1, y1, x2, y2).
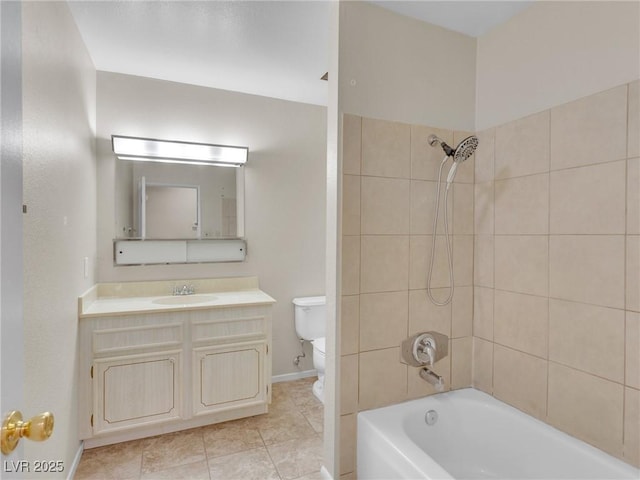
(173, 284, 195, 296)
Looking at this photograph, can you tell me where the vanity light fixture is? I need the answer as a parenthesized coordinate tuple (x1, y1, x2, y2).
(111, 135, 248, 167)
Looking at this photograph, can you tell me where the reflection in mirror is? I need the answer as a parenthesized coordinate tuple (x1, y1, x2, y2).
(115, 158, 243, 239)
(143, 182, 200, 239)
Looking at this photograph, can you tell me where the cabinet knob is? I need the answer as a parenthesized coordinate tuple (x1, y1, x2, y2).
(1, 411, 54, 454)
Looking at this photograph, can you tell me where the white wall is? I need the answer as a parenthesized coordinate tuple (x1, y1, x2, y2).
(96, 72, 327, 376)
(339, 1, 476, 131)
(22, 1, 97, 473)
(477, 1, 640, 129)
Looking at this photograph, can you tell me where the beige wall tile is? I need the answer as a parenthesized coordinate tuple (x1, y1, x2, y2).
(452, 285, 473, 338)
(451, 336, 472, 389)
(361, 176, 410, 234)
(495, 110, 550, 179)
(549, 235, 625, 309)
(359, 347, 407, 410)
(472, 337, 493, 394)
(627, 312, 640, 389)
(495, 174, 549, 234)
(453, 130, 476, 184)
(473, 286, 494, 340)
(475, 128, 495, 183)
(453, 235, 474, 286)
(360, 235, 409, 293)
(342, 236, 360, 295)
(494, 290, 548, 358)
(340, 473, 357, 480)
(340, 414, 357, 475)
(627, 236, 640, 312)
(549, 299, 625, 383)
(628, 158, 639, 235)
(341, 295, 360, 356)
(550, 85, 627, 170)
(453, 183, 474, 234)
(342, 175, 361, 236)
(408, 354, 451, 399)
(360, 291, 408, 351)
(410, 235, 450, 290)
(495, 235, 548, 297)
(474, 235, 494, 288)
(550, 160, 626, 234)
(474, 181, 494, 235)
(408, 289, 451, 337)
(624, 387, 640, 467)
(362, 117, 410, 178)
(343, 114, 361, 176)
(411, 125, 453, 181)
(629, 80, 639, 158)
(548, 363, 624, 457)
(340, 355, 359, 415)
(493, 345, 547, 419)
(410, 180, 452, 235)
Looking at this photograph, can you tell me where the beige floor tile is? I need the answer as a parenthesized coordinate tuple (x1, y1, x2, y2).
(76, 378, 324, 480)
(208, 447, 280, 480)
(75, 440, 144, 480)
(202, 421, 264, 459)
(140, 460, 210, 480)
(141, 429, 206, 474)
(301, 402, 324, 433)
(255, 409, 317, 446)
(267, 435, 324, 480)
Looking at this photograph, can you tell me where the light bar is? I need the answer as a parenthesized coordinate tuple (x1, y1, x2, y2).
(112, 135, 248, 167)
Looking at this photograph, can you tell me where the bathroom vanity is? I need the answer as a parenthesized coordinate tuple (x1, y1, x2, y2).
(78, 277, 275, 448)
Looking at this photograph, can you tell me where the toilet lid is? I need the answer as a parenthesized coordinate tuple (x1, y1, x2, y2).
(311, 337, 326, 354)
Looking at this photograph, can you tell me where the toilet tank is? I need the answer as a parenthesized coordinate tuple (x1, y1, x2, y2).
(292, 296, 326, 341)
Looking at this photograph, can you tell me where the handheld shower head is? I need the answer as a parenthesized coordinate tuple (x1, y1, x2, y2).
(453, 135, 478, 164)
(428, 134, 479, 185)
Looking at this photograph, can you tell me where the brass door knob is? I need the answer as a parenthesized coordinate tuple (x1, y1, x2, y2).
(1, 411, 54, 455)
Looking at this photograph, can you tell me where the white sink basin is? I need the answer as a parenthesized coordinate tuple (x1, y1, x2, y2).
(152, 294, 217, 305)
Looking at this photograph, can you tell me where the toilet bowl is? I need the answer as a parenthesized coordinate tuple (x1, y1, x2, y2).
(311, 337, 326, 402)
(292, 296, 326, 403)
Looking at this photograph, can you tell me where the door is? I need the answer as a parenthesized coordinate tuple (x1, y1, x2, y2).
(1, 0, 26, 470)
(193, 343, 265, 415)
(93, 352, 182, 434)
(0, 2, 24, 472)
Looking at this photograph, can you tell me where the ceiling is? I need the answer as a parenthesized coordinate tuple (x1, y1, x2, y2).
(68, 1, 532, 107)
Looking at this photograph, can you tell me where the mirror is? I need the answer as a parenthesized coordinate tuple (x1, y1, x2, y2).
(115, 158, 244, 239)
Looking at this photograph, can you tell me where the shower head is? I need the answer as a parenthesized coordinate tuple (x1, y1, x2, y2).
(429, 134, 479, 185)
(453, 135, 478, 163)
(428, 134, 478, 163)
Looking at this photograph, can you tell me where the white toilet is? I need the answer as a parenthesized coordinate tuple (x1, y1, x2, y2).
(292, 296, 326, 403)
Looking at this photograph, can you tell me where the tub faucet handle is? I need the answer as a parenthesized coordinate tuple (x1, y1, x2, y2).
(401, 331, 449, 367)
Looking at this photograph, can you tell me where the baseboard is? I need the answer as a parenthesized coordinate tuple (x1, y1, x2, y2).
(66, 441, 84, 480)
(272, 369, 317, 383)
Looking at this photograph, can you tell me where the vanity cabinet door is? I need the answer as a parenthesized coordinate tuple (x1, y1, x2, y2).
(193, 342, 266, 415)
(93, 351, 182, 434)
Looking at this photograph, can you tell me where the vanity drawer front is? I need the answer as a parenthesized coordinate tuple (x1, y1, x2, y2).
(93, 323, 183, 355)
(192, 316, 266, 344)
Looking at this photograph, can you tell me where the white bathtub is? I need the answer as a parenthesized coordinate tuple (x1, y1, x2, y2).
(357, 388, 639, 479)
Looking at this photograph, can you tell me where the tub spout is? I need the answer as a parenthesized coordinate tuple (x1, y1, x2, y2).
(420, 367, 444, 392)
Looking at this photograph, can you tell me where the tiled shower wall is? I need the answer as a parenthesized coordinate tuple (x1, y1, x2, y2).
(338, 115, 476, 478)
(472, 81, 640, 468)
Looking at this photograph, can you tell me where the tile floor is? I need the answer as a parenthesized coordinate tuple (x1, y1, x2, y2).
(74, 377, 324, 480)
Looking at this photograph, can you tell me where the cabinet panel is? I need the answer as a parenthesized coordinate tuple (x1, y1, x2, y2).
(94, 351, 181, 433)
(93, 323, 182, 355)
(191, 316, 266, 345)
(194, 343, 265, 415)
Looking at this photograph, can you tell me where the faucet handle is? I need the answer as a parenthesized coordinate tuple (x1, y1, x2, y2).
(401, 331, 449, 367)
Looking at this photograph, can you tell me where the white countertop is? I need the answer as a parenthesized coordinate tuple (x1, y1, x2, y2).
(80, 289, 275, 318)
